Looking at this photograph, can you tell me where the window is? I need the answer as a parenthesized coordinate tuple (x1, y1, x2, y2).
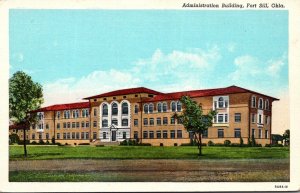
(85, 121, 90, 128)
(235, 113, 241, 122)
(38, 123, 44, 130)
(144, 104, 149, 114)
(265, 130, 269, 139)
(63, 122, 67, 129)
(81, 121, 85, 128)
(79, 132, 83, 139)
(225, 114, 228, 123)
(102, 104, 108, 116)
(63, 133, 66, 139)
(218, 114, 224, 123)
(157, 103, 162, 113)
(149, 118, 154, 125)
(234, 128, 241, 138)
(134, 119, 138, 126)
(122, 119, 128, 126)
(123, 132, 127, 139)
(134, 131, 138, 139)
(102, 119, 108, 127)
(76, 122, 80, 128)
(111, 119, 118, 126)
(218, 97, 224, 108)
(171, 117, 175, 124)
(85, 132, 89, 139)
(46, 133, 49, 140)
(56, 112, 60, 119)
(32, 133, 35, 140)
(157, 118, 161, 125)
(217, 114, 228, 123)
(149, 131, 154, 139)
(103, 132, 107, 139)
(177, 130, 182, 138)
(57, 123, 60, 129)
(76, 132, 80, 139)
(177, 101, 182, 112)
(67, 122, 71, 128)
(258, 114, 262, 124)
(122, 103, 128, 115)
(72, 122, 75, 128)
(251, 96, 256, 108)
(149, 103, 154, 113)
(94, 108, 97, 116)
(202, 130, 208, 138)
(134, 105, 139, 114)
(143, 131, 148, 139)
(218, 129, 224, 138)
(170, 130, 175, 139)
(251, 113, 256, 123)
(67, 133, 71, 139)
(258, 98, 264, 109)
(93, 132, 97, 139)
(163, 130, 168, 139)
(163, 117, 168, 125)
(82, 109, 89, 118)
(72, 110, 76, 118)
(252, 128, 255, 138)
(265, 100, 270, 110)
(72, 132, 75, 139)
(56, 133, 60, 139)
(143, 118, 148, 126)
(258, 129, 262, 138)
(93, 121, 97, 128)
(156, 131, 161, 139)
(162, 102, 167, 112)
(171, 102, 176, 112)
(112, 103, 118, 115)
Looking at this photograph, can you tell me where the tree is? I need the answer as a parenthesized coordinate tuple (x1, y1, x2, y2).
(282, 129, 290, 146)
(173, 96, 216, 156)
(9, 71, 43, 157)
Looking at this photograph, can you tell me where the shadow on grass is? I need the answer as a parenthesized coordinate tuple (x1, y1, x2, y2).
(10, 152, 63, 160)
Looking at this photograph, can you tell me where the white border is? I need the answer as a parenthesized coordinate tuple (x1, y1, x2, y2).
(1, 0, 299, 192)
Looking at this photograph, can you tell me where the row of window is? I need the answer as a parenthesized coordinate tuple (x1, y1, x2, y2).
(143, 101, 182, 114)
(214, 113, 241, 123)
(102, 102, 129, 116)
(251, 96, 270, 110)
(136, 130, 183, 139)
(101, 119, 129, 127)
(101, 132, 127, 140)
(213, 128, 269, 139)
(251, 114, 270, 125)
(136, 117, 182, 127)
(56, 109, 90, 119)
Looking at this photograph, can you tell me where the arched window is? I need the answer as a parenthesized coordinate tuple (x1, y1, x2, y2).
(149, 103, 154, 113)
(258, 98, 264, 109)
(134, 105, 139, 114)
(112, 103, 118, 115)
(218, 97, 224, 108)
(102, 119, 108, 127)
(157, 103, 162, 113)
(102, 104, 108, 116)
(171, 102, 176, 112)
(163, 102, 167, 112)
(177, 101, 182, 112)
(122, 103, 128, 115)
(122, 118, 128, 126)
(265, 100, 269, 110)
(251, 96, 256, 108)
(72, 110, 76, 118)
(144, 104, 149, 114)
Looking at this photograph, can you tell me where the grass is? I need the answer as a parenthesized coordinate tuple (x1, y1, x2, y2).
(9, 145, 289, 160)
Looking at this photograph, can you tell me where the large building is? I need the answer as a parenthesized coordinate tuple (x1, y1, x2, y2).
(10, 85, 278, 146)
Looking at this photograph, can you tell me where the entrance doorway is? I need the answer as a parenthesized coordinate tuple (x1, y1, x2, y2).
(111, 130, 116, 141)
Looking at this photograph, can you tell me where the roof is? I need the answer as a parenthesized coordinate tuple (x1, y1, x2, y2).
(83, 87, 163, 99)
(144, 85, 279, 102)
(30, 102, 90, 113)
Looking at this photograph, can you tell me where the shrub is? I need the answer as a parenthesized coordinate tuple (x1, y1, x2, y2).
(174, 143, 178, 146)
(224, 140, 231, 146)
(56, 142, 62, 146)
(46, 140, 50, 144)
(247, 138, 252, 147)
(51, 137, 55, 144)
(230, 143, 240, 147)
(9, 134, 20, 144)
(31, 141, 37, 144)
(251, 135, 256, 147)
(180, 143, 191, 146)
(18, 140, 30, 145)
(39, 139, 45, 144)
(214, 143, 224, 147)
(208, 140, 214, 146)
(120, 139, 139, 146)
(265, 144, 283, 147)
(78, 143, 90, 145)
(137, 143, 151, 146)
(239, 137, 244, 146)
(201, 143, 207, 146)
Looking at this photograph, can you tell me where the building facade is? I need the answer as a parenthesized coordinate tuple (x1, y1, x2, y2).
(10, 85, 278, 146)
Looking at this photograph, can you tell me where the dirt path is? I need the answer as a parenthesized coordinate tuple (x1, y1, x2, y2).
(10, 159, 289, 182)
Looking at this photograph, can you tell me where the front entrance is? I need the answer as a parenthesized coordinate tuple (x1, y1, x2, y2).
(111, 130, 116, 141)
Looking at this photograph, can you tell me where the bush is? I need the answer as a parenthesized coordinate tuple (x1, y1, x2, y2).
(230, 143, 240, 147)
(265, 144, 283, 147)
(208, 140, 214, 146)
(224, 140, 231, 146)
(180, 143, 191, 146)
(78, 143, 90, 145)
(56, 142, 62, 146)
(46, 140, 50, 144)
(120, 139, 138, 146)
(39, 139, 45, 144)
(239, 137, 244, 146)
(31, 141, 37, 144)
(51, 137, 55, 144)
(201, 143, 207, 146)
(18, 140, 30, 145)
(214, 143, 224, 147)
(137, 143, 151, 146)
(9, 134, 20, 144)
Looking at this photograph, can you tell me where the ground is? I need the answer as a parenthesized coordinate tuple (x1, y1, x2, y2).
(9, 145, 290, 182)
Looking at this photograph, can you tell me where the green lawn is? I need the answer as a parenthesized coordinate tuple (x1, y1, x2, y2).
(9, 145, 289, 160)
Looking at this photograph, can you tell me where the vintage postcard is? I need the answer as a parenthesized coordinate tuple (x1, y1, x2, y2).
(0, 0, 299, 192)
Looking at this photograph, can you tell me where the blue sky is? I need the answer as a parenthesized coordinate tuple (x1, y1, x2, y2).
(9, 10, 288, 106)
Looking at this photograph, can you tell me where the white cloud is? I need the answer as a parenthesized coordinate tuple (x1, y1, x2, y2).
(227, 43, 236, 53)
(266, 55, 286, 77)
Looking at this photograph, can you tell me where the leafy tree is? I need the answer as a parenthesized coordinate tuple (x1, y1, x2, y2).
(173, 96, 216, 156)
(9, 71, 43, 157)
(282, 129, 290, 146)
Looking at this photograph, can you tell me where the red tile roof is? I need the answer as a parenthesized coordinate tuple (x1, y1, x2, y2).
(144, 85, 279, 102)
(84, 87, 163, 99)
(30, 102, 90, 113)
